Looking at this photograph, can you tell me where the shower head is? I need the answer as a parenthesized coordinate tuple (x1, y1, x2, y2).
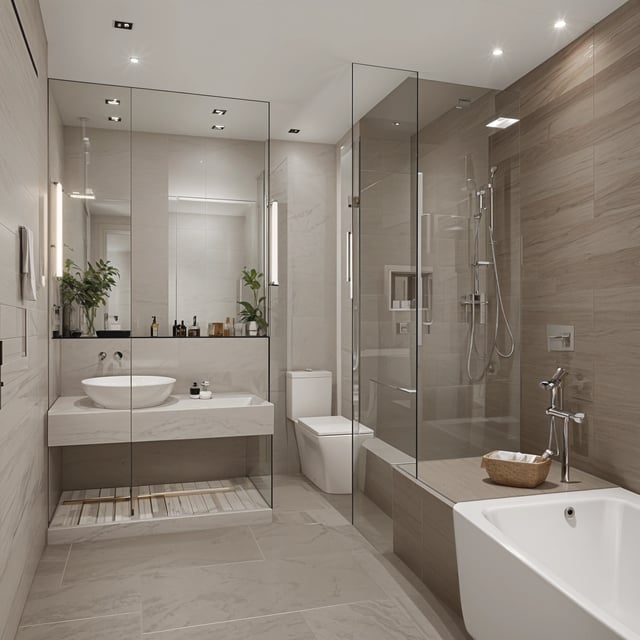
(490, 166, 498, 179)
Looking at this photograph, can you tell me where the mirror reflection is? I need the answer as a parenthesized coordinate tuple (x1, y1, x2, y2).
(49, 80, 269, 338)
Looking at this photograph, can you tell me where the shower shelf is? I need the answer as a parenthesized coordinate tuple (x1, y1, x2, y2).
(48, 477, 271, 544)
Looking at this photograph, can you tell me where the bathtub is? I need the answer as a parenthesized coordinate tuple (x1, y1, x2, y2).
(453, 488, 640, 640)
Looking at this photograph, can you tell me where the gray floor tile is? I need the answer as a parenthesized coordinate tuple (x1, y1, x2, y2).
(302, 600, 429, 640)
(19, 576, 140, 626)
(272, 484, 335, 512)
(142, 612, 316, 639)
(250, 522, 365, 559)
(140, 552, 386, 633)
(16, 612, 141, 640)
(63, 527, 262, 583)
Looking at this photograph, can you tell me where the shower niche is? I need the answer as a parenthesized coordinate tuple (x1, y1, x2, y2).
(47, 80, 273, 542)
(386, 265, 433, 316)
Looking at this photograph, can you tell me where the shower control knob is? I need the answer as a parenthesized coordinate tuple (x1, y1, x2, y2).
(113, 351, 123, 361)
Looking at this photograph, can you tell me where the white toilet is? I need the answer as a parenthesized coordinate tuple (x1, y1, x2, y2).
(286, 370, 373, 494)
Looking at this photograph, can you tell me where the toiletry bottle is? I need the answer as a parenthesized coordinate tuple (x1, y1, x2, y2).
(188, 315, 200, 337)
(190, 381, 200, 399)
(178, 320, 187, 337)
(111, 315, 121, 330)
(150, 315, 159, 337)
(234, 318, 244, 337)
(172, 320, 178, 337)
(199, 380, 212, 400)
(223, 317, 231, 337)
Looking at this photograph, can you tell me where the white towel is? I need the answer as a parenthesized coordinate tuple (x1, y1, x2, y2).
(489, 450, 538, 463)
(20, 226, 37, 302)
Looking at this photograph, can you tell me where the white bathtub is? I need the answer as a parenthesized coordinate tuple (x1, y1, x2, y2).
(454, 488, 640, 640)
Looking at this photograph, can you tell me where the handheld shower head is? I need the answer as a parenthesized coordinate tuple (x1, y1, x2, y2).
(490, 165, 498, 179)
(539, 367, 568, 391)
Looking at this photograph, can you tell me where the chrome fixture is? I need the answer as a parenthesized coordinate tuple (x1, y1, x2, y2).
(464, 165, 515, 381)
(98, 351, 107, 361)
(113, 351, 123, 361)
(540, 367, 585, 483)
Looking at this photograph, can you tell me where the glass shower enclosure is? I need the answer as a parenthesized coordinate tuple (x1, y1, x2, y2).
(351, 64, 521, 547)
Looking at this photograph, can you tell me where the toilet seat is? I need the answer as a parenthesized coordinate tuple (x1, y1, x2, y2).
(297, 416, 373, 437)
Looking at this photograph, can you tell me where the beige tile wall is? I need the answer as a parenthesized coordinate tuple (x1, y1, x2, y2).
(0, 2, 48, 639)
(512, 0, 640, 492)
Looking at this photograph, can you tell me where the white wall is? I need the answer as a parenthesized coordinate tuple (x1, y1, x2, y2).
(0, 2, 49, 638)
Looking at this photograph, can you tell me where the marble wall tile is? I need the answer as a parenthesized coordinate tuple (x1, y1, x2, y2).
(0, 2, 49, 639)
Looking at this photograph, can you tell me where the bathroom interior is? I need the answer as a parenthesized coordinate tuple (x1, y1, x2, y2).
(2, 0, 640, 639)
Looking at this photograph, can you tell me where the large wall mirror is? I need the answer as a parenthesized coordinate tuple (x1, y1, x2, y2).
(49, 80, 269, 338)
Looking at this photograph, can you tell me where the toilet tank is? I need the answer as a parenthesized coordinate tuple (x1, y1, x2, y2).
(286, 370, 332, 420)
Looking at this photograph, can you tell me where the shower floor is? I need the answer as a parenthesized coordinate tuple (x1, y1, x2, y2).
(48, 477, 271, 544)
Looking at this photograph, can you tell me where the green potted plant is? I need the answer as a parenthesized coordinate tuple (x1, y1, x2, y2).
(237, 267, 267, 336)
(59, 259, 120, 336)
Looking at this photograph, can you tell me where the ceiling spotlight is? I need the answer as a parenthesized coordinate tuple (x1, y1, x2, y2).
(492, 47, 504, 57)
(212, 109, 227, 115)
(392, 121, 401, 126)
(114, 20, 133, 30)
(554, 19, 567, 29)
(108, 116, 122, 122)
(486, 116, 520, 129)
(211, 124, 225, 131)
(288, 128, 301, 134)
(129, 56, 140, 64)
(105, 98, 120, 106)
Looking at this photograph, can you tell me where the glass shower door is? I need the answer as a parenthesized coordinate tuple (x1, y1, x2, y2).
(351, 64, 419, 548)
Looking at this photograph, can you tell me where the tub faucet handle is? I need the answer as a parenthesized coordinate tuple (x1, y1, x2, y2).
(113, 351, 123, 361)
(98, 351, 107, 361)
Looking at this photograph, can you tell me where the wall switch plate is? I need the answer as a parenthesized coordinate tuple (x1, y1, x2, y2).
(546, 324, 574, 352)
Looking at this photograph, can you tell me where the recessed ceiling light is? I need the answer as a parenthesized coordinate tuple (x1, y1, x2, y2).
(212, 109, 227, 115)
(108, 116, 122, 122)
(211, 124, 225, 131)
(129, 56, 140, 64)
(392, 121, 401, 126)
(105, 98, 120, 106)
(554, 19, 567, 29)
(288, 128, 300, 134)
(492, 47, 504, 57)
(114, 20, 133, 30)
(486, 116, 520, 129)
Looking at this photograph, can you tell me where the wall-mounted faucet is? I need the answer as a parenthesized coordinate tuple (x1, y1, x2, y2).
(98, 351, 107, 361)
(539, 367, 585, 483)
(113, 351, 123, 361)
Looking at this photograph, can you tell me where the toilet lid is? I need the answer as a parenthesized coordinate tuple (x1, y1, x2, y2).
(297, 416, 373, 436)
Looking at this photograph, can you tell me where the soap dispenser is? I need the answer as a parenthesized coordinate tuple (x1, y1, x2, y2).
(199, 380, 212, 400)
(189, 381, 200, 399)
(188, 315, 201, 337)
(150, 315, 159, 337)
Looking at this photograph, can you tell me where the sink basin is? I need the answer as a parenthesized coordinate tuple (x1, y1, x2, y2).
(81, 375, 176, 409)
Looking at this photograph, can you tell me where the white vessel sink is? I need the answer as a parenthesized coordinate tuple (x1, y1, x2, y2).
(81, 375, 176, 409)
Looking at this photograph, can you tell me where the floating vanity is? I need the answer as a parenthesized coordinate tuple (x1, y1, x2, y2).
(47, 392, 274, 543)
(48, 392, 273, 446)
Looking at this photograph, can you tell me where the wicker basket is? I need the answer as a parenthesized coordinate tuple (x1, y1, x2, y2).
(481, 451, 552, 488)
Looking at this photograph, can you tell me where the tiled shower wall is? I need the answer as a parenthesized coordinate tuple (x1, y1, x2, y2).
(514, 0, 640, 492)
(0, 2, 48, 639)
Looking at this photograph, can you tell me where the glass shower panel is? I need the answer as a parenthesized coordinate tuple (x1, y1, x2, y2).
(47, 79, 133, 528)
(352, 64, 419, 548)
(129, 89, 272, 522)
(416, 82, 521, 490)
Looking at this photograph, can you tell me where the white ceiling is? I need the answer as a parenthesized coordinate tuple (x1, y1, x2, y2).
(40, 0, 627, 144)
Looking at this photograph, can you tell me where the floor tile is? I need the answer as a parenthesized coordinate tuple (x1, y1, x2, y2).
(272, 484, 334, 512)
(20, 576, 140, 626)
(140, 552, 386, 633)
(302, 600, 429, 640)
(250, 522, 366, 559)
(63, 527, 262, 583)
(16, 612, 141, 640)
(142, 612, 315, 639)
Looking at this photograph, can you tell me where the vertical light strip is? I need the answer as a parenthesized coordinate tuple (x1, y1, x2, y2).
(269, 201, 279, 286)
(417, 172, 423, 347)
(54, 182, 63, 278)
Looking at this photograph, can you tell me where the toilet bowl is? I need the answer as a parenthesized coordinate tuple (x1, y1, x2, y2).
(295, 416, 373, 494)
(286, 370, 373, 494)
